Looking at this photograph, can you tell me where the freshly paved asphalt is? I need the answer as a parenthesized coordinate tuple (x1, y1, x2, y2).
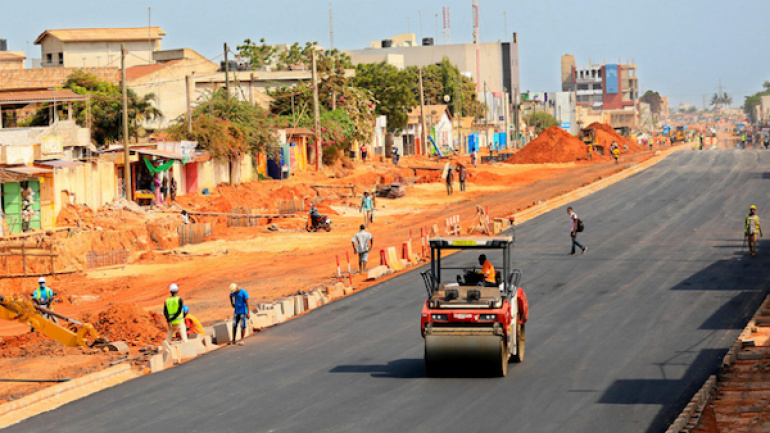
(8, 150, 770, 433)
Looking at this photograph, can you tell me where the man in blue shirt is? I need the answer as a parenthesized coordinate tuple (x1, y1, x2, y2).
(229, 283, 250, 346)
(31, 277, 57, 331)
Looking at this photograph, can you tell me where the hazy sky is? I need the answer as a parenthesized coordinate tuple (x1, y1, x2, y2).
(2, 0, 769, 108)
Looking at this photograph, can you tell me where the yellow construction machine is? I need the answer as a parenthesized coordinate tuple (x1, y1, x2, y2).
(0, 293, 112, 348)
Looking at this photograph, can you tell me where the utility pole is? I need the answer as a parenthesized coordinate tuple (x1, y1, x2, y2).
(503, 11, 508, 42)
(185, 75, 192, 133)
(312, 50, 322, 170)
(483, 81, 488, 124)
(418, 10, 423, 41)
(419, 67, 428, 156)
(473, 0, 481, 93)
(224, 43, 230, 104)
(121, 44, 130, 200)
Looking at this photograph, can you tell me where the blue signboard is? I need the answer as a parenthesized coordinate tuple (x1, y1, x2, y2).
(560, 122, 571, 130)
(605, 64, 619, 94)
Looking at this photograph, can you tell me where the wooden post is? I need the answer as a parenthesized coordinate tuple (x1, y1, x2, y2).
(185, 75, 192, 134)
(22, 243, 27, 276)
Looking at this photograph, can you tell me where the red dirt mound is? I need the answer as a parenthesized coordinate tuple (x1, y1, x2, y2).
(505, 126, 595, 164)
(0, 332, 82, 358)
(587, 122, 642, 152)
(82, 304, 167, 347)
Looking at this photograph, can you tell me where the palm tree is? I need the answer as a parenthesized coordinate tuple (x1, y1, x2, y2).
(129, 93, 163, 141)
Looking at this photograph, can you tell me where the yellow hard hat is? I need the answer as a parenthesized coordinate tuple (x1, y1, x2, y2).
(230, 283, 238, 293)
(750, 205, 757, 210)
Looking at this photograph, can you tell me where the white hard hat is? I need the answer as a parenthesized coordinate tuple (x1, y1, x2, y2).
(230, 283, 238, 293)
(169, 283, 179, 292)
(38, 277, 46, 284)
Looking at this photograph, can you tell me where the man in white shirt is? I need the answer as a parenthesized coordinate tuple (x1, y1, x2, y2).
(351, 224, 374, 273)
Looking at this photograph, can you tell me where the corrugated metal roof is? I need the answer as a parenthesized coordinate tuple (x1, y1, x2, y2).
(134, 149, 187, 161)
(36, 160, 84, 169)
(126, 61, 178, 81)
(0, 51, 26, 61)
(2, 166, 53, 176)
(34, 27, 166, 44)
(0, 90, 88, 104)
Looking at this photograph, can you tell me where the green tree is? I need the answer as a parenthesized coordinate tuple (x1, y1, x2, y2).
(351, 62, 417, 134)
(405, 58, 484, 119)
(639, 90, 663, 115)
(25, 70, 164, 145)
(167, 89, 279, 159)
(236, 38, 278, 70)
(743, 81, 770, 123)
(524, 112, 558, 134)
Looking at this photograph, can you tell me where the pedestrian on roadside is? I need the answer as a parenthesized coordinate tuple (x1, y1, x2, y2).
(446, 167, 454, 195)
(699, 135, 704, 150)
(361, 144, 368, 162)
(351, 224, 373, 274)
(392, 148, 400, 166)
(567, 207, 587, 255)
(586, 143, 593, 160)
(229, 283, 250, 346)
(457, 164, 467, 192)
(745, 205, 762, 257)
(471, 149, 478, 168)
(360, 191, 374, 226)
(161, 175, 169, 204)
(182, 306, 205, 339)
(170, 176, 177, 202)
(181, 210, 196, 224)
(164, 283, 187, 342)
(612, 147, 620, 164)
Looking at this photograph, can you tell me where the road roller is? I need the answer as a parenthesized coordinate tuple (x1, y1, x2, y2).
(420, 236, 528, 377)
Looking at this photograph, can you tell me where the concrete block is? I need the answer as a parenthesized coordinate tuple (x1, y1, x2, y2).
(177, 340, 201, 360)
(312, 290, 325, 306)
(148, 353, 164, 373)
(304, 293, 319, 310)
(212, 320, 233, 345)
(164, 344, 181, 365)
(294, 295, 305, 315)
(322, 294, 332, 305)
(251, 313, 275, 330)
(367, 265, 390, 280)
(327, 284, 344, 299)
(107, 341, 130, 353)
(278, 298, 294, 318)
(343, 285, 355, 296)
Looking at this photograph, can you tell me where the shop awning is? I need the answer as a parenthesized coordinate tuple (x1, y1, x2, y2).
(2, 166, 53, 175)
(134, 149, 187, 161)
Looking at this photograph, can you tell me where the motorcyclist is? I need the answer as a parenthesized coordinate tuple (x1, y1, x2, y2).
(309, 205, 323, 229)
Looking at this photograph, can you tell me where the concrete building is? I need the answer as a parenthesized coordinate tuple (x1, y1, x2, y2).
(34, 27, 165, 69)
(404, 104, 453, 155)
(126, 49, 220, 129)
(0, 51, 25, 70)
(561, 54, 638, 111)
(346, 38, 520, 109)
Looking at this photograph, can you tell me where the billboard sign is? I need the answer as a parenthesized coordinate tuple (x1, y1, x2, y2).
(41, 137, 63, 154)
(605, 64, 619, 94)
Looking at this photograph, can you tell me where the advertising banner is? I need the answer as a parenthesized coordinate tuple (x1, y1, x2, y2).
(605, 65, 619, 94)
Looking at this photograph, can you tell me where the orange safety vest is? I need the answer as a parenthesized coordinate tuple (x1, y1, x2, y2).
(185, 315, 205, 335)
(482, 260, 496, 283)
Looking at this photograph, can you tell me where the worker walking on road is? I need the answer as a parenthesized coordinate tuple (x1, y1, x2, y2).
(351, 224, 373, 274)
(164, 283, 187, 343)
(746, 205, 762, 257)
(612, 146, 620, 164)
(229, 283, 250, 346)
(568, 207, 587, 255)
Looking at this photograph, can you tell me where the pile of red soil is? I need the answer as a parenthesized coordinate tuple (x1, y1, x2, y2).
(82, 304, 167, 347)
(0, 332, 81, 358)
(505, 126, 595, 164)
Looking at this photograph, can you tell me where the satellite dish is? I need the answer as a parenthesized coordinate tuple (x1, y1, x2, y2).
(443, 95, 451, 102)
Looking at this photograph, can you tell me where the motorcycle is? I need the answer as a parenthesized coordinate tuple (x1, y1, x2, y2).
(306, 212, 332, 232)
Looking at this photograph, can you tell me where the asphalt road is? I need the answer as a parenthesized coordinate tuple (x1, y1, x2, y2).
(9, 150, 770, 433)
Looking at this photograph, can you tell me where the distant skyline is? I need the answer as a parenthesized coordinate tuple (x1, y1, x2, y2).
(2, 0, 769, 108)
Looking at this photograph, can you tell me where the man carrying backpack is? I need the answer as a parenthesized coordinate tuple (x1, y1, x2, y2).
(568, 207, 587, 255)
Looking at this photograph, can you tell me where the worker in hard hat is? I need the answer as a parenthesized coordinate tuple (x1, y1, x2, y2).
(746, 205, 762, 257)
(30, 276, 57, 331)
(183, 306, 205, 339)
(163, 283, 187, 342)
(229, 283, 250, 346)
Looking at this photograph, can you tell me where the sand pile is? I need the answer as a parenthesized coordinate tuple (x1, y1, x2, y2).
(82, 304, 167, 347)
(506, 127, 594, 164)
(0, 332, 83, 358)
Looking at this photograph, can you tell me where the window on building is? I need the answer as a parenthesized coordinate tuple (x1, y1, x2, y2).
(58, 53, 63, 65)
(598, 69, 602, 78)
(46, 53, 52, 64)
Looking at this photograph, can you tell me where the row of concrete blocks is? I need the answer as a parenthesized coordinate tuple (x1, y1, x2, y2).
(144, 284, 359, 374)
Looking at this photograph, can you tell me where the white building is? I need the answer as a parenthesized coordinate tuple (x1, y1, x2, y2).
(34, 27, 165, 69)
